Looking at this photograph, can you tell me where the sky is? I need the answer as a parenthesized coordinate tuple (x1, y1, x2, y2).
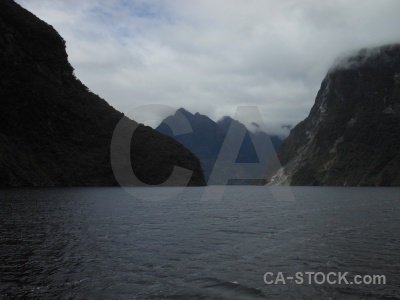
(16, 0, 400, 136)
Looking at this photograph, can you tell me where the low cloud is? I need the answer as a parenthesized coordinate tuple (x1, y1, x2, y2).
(17, 0, 400, 136)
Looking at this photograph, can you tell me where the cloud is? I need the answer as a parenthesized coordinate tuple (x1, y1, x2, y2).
(16, 0, 400, 136)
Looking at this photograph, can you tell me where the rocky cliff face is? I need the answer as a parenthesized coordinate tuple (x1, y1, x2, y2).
(267, 44, 400, 186)
(0, 0, 205, 186)
(157, 108, 281, 184)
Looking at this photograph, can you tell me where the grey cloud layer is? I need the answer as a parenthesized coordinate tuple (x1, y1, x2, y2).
(17, 0, 400, 136)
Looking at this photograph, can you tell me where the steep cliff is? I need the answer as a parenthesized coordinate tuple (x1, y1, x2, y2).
(267, 44, 400, 186)
(0, 0, 205, 186)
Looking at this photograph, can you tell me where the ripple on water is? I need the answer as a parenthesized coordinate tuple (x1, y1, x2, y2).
(1, 186, 400, 299)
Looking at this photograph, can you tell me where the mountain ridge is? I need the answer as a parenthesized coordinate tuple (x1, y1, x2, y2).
(157, 108, 282, 184)
(267, 44, 400, 186)
(0, 0, 206, 187)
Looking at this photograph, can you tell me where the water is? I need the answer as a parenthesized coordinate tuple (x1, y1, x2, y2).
(0, 186, 399, 299)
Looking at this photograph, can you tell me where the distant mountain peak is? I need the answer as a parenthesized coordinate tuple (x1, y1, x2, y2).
(176, 107, 192, 116)
(157, 108, 283, 184)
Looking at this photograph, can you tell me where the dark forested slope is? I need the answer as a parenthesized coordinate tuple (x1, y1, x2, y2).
(0, 0, 205, 186)
(267, 44, 400, 186)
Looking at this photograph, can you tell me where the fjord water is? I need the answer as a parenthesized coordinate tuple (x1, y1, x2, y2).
(1, 187, 399, 299)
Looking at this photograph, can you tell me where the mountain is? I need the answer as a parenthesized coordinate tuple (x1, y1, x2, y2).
(156, 108, 282, 184)
(267, 44, 400, 186)
(0, 0, 205, 187)
(217, 116, 282, 163)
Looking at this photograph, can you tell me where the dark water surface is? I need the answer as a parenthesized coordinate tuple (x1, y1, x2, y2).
(0, 187, 399, 299)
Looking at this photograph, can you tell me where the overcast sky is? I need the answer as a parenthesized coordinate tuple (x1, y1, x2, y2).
(17, 0, 400, 136)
